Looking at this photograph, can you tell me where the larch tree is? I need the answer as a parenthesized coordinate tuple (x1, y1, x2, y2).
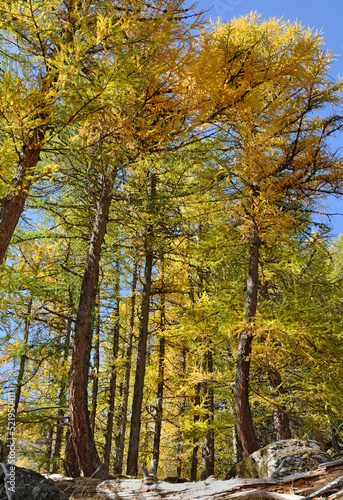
(206, 15, 343, 455)
(0, 0, 122, 264)
(66, 0, 204, 477)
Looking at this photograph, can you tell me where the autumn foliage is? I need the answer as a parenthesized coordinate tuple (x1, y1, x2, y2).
(1, 3, 343, 479)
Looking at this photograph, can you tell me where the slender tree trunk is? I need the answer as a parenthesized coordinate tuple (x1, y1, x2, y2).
(46, 425, 55, 473)
(176, 346, 187, 478)
(4, 298, 32, 462)
(90, 306, 100, 436)
(52, 314, 72, 473)
(0, 128, 45, 264)
(232, 424, 243, 464)
(152, 262, 166, 473)
(64, 289, 81, 478)
(200, 348, 215, 480)
(14, 298, 32, 415)
(69, 173, 114, 478)
(268, 369, 291, 440)
(103, 262, 121, 472)
(126, 173, 156, 476)
(235, 231, 260, 456)
(113, 261, 138, 475)
(190, 383, 201, 482)
(126, 247, 154, 476)
(153, 335, 165, 472)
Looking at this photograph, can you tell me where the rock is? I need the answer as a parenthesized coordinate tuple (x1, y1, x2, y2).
(235, 439, 331, 479)
(0, 465, 67, 500)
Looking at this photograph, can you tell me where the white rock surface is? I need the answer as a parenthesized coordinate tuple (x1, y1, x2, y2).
(236, 439, 330, 479)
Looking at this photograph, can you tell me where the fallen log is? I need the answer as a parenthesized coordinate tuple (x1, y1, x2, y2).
(48, 457, 343, 500)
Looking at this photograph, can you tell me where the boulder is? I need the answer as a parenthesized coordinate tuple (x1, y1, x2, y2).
(0, 465, 67, 500)
(235, 439, 331, 479)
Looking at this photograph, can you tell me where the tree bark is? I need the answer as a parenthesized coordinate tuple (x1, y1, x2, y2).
(4, 297, 32, 463)
(190, 382, 201, 482)
(46, 424, 55, 473)
(152, 264, 166, 473)
(14, 298, 32, 415)
(126, 173, 156, 476)
(90, 306, 100, 436)
(52, 312, 72, 473)
(0, 128, 45, 264)
(153, 335, 165, 472)
(232, 424, 243, 464)
(200, 348, 215, 480)
(235, 231, 260, 456)
(113, 261, 138, 475)
(126, 247, 154, 476)
(268, 369, 291, 441)
(64, 427, 81, 478)
(103, 262, 121, 472)
(69, 173, 114, 478)
(176, 345, 187, 478)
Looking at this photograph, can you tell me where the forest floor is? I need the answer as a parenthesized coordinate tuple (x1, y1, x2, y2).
(48, 458, 343, 500)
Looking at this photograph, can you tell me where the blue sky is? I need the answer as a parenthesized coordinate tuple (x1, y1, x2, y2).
(191, 0, 343, 237)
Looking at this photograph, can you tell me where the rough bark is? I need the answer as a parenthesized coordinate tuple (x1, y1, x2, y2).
(4, 298, 32, 470)
(103, 264, 121, 472)
(69, 174, 114, 478)
(152, 271, 166, 473)
(113, 262, 138, 475)
(232, 424, 243, 464)
(235, 232, 260, 456)
(190, 383, 201, 482)
(90, 308, 100, 436)
(46, 425, 55, 472)
(52, 313, 72, 473)
(0, 128, 44, 264)
(64, 427, 81, 478)
(126, 247, 154, 476)
(268, 370, 291, 441)
(200, 348, 215, 480)
(14, 299, 32, 415)
(176, 346, 187, 479)
(153, 335, 165, 472)
(126, 174, 156, 476)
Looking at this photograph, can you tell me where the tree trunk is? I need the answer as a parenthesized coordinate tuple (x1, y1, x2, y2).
(190, 383, 201, 482)
(90, 306, 100, 436)
(69, 173, 114, 478)
(113, 261, 138, 475)
(152, 264, 166, 473)
(4, 297, 32, 465)
(235, 231, 260, 456)
(200, 348, 215, 480)
(232, 424, 243, 464)
(103, 262, 121, 472)
(176, 346, 187, 479)
(46, 424, 55, 473)
(153, 335, 165, 472)
(14, 298, 32, 415)
(0, 128, 44, 264)
(268, 369, 291, 441)
(126, 248, 154, 476)
(126, 173, 156, 477)
(64, 427, 81, 478)
(52, 313, 72, 473)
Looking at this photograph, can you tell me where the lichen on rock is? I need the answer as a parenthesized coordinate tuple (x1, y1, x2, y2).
(235, 439, 331, 479)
